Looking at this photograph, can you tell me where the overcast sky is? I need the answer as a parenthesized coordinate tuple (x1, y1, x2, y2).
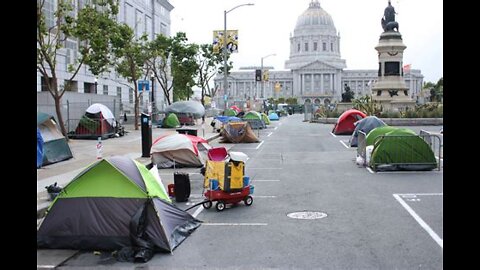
(169, 0, 443, 83)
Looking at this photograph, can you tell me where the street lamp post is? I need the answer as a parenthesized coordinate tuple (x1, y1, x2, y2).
(94, 77, 98, 94)
(260, 53, 275, 98)
(223, 3, 254, 111)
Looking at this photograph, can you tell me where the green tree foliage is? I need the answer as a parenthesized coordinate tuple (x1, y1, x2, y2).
(110, 23, 149, 130)
(352, 95, 382, 116)
(170, 33, 199, 102)
(37, 0, 118, 137)
(196, 44, 224, 109)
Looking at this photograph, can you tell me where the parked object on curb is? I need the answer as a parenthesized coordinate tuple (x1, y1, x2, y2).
(162, 113, 181, 128)
(37, 156, 201, 260)
(332, 109, 367, 135)
(70, 103, 119, 139)
(220, 121, 259, 143)
(349, 116, 387, 147)
(37, 112, 73, 166)
(45, 182, 63, 201)
(150, 133, 211, 168)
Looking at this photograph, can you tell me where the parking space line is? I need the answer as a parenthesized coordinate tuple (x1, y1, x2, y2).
(274, 127, 278, 130)
(203, 223, 267, 226)
(256, 141, 265, 149)
(267, 132, 273, 137)
(340, 140, 349, 149)
(393, 193, 443, 248)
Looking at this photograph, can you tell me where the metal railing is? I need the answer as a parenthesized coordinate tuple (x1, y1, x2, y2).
(370, 134, 442, 171)
(357, 131, 368, 159)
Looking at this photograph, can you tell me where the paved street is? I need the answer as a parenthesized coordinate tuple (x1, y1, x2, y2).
(37, 114, 443, 269)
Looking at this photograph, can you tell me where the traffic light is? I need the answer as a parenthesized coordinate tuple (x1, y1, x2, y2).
(263, 70, 269, 81)
(255, 69, 262, 82)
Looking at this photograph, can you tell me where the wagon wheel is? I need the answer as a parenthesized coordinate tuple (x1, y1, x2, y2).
(244, 196, 253, 206)
(202, 200, 212, 209)
(216, 201, 226, 211)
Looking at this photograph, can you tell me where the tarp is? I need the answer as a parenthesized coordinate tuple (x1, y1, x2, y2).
(220, 121, 259, 143)
(37, 128, 44, 168)
(37, 156, 201, 254)
(162, 113, 180, 128)
(37, 112, 73, 166)
(349, 116, 387, 147)
(151, 133, 210, 168)
(370, 128, 438, 171)
(165, 101, 205, 119)
(332, 109, 367, 135)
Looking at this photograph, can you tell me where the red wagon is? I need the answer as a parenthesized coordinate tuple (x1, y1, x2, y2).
(202, 148, 253, 211)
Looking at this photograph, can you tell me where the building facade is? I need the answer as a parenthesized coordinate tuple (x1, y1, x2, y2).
(214, 0, 423, 107)
(37, 0, 174, 114)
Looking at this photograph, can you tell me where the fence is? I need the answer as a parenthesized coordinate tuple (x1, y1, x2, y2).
(38, 100, 121, 133)
(357, 131, 442, 171)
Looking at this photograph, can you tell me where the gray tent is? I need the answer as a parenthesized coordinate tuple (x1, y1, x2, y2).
(165, 101, 205, 119)
(37, 112, 73, 166)
(349, 116, 386, 147)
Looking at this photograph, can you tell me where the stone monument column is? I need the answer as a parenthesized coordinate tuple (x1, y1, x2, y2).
(371, 1, 415, 111)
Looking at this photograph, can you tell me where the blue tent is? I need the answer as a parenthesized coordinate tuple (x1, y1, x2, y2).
(37, 128, 44, 168)
(268, 112, 279, 121)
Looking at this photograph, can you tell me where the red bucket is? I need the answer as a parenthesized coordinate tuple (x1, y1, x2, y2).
(168, 184, 175, 197)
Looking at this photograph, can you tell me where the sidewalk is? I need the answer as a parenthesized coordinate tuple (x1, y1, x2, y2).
(37, 117, 221, 219)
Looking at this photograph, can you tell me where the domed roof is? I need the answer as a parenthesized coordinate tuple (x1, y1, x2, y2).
(295, 1, 335, 30)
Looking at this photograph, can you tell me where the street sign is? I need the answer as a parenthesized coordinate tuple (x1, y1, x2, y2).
(138, 80, 150, 92)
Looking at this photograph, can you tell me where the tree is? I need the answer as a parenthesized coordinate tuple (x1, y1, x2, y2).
(111, 23, 149, 130)
(195, 43, 224, 116)
(146, 34, 173, 106)
(37, 0, 118, 137)
(170, 33, 199, 102)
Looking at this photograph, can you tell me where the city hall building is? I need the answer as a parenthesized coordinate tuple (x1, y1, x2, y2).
(214, 0, 423, 106)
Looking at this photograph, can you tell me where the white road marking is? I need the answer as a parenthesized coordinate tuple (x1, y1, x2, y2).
(253, 180, 280, 182)
(274, 127, 278, 130)
(267, 132, 273, 137)
(366, 167, 375, 174)
(256, 141, 265, 149)
(253, 195, 277, 198)
(192, 204, 204, 218)
(203, 223, 268, 226)
(340, 140, 349, 149)
(393, 193, 443, 248)
(330, 132, 337, 138)
(36, 265, 56, 269)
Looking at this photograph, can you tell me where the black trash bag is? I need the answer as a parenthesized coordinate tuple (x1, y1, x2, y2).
(114, 247, 135, 262)
(45, 182, 63, 193)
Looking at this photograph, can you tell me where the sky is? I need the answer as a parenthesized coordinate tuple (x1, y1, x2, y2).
(169, 0, 443, 83)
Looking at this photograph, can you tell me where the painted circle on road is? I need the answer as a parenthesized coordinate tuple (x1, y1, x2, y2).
(287, 211, 327, 220)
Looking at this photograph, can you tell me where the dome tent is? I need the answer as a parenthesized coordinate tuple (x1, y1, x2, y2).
(37, 112, 73, 166)
(72, 103, 117, 139)
(349, 116, 387, 147)
(151, 133, 211, 168)
(332, 109, 367, 135)
(37, 156, 201, 259)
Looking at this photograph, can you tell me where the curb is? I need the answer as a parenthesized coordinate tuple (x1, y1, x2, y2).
(37, 132, 222, 220)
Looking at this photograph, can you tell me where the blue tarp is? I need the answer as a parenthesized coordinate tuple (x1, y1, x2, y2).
(268, 112, 279, 121)
(214, 116, 242, 123)
(37, 128, 44, 168)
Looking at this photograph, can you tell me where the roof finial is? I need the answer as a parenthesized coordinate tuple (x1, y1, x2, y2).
(309, 0, 321, 8)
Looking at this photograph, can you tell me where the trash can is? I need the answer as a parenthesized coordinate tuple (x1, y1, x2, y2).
(173, 172, 191, 202)
(141, 113, 152, 157)
(176, 128, 198, 136)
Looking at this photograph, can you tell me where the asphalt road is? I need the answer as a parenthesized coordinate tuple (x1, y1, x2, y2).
(46, 114, 443, 269)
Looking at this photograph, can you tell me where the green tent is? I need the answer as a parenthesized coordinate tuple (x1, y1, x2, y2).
(365, 126, 398, 146)
(224, 108, 237, 116)
(162, 113, 180, 128)
(37, 112, 73, 166)
(261, 112, 270, 125)
(370, 128, 438, 171)
(37, 156, 201, 255)
(242, 111, 265, 129)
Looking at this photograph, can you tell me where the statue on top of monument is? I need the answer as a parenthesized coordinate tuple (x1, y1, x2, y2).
(381, 1, 399, 32)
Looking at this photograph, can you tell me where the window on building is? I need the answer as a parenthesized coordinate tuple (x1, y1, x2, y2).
(64, 80, 78, 92)
(160, 23, 167, 36)
(297, 43, 300, 52)
(103, 85, 108, 95)
(135, 9, 144, 39)
(305, 43, 309, 52)
(117, 87, 122, 99)
(314, 42, 318, 51)
(331, 43, 334, 52)
(323, 42, 326, 51)
(129, 88, 134, 104)
(41, 76, 51, 92)
(42, 0, 55, 29)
